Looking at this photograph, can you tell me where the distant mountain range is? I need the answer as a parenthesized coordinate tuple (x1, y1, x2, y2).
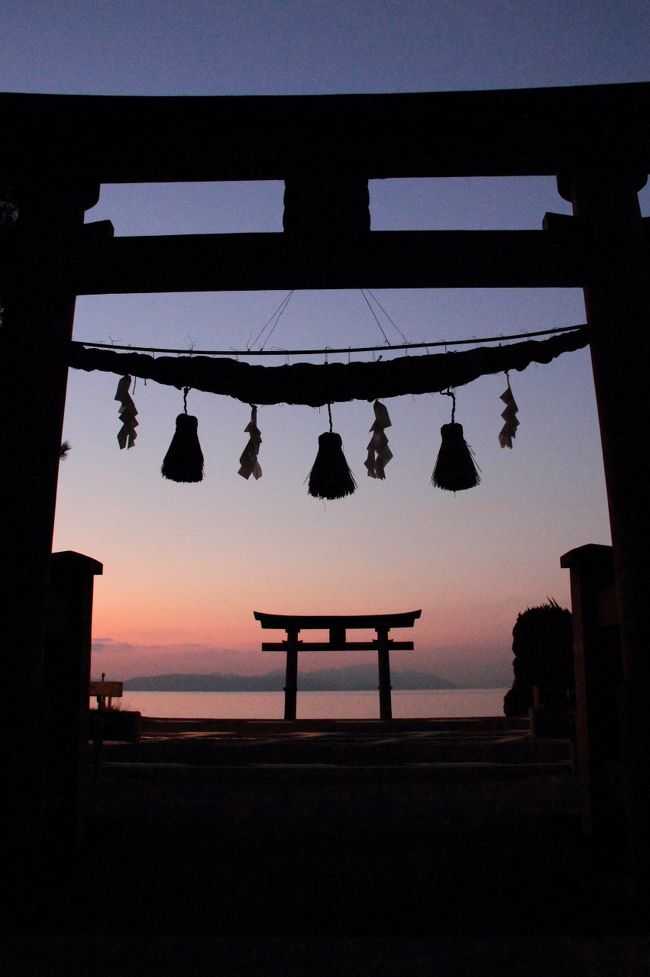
(124, 663, 457, 692)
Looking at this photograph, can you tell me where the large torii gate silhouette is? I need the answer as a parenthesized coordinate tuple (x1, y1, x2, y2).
(1, 82, 649, 896)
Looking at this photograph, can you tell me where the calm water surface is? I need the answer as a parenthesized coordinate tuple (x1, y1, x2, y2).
(120, 689, 508, 720)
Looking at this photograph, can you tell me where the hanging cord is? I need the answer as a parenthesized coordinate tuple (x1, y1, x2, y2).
(183, 386, 190, 413)
(360, 289, 391, 345)
(77, 322, 587, 358)
(362, 289, 410, 345)
(248, 290, 295, 351)
(442, 387, 456, 423)
(327, 402, 333, 433)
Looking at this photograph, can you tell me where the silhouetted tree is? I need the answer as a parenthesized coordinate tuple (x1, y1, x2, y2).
(503, 599, 574, 717)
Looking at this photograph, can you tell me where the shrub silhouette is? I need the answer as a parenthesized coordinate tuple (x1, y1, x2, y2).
(503, 599, 574, 717)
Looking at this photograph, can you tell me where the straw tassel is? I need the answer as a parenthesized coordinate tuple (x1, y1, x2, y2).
(161, 387, 204, 483)
(365, 400, 393, 479)
(238, 405, 262, 480)
(499, 373, 519, 448)
(432, 391, 480, 492)
(115, 375, 138, 449)
(308, 405, 356, 500)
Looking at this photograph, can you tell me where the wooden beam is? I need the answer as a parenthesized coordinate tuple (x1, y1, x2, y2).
(6, 220, 649, 295)
(261, 641, 414, 651)
(1, 83, 649, 183)
(0, 228, 603, 294)
(71, 229, 596, 293)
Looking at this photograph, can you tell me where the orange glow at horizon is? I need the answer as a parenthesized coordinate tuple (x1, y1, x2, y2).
(51, 181, 619, 692)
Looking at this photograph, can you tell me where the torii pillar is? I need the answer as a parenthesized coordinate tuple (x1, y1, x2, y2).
(558, 170, 650, 900)
(0, 179, 99, 893)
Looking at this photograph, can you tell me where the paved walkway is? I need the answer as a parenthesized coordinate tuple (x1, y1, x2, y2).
(4, 720, 648, 975)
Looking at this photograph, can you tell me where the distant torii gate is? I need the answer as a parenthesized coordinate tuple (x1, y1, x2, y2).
(254, 610, 421, 720)
(1, 82, 650, 897)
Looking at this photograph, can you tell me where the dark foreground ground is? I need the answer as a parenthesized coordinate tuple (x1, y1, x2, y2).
(4, 718, 649, 976)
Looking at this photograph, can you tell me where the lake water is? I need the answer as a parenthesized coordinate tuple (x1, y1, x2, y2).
(120, 688, 508, 720)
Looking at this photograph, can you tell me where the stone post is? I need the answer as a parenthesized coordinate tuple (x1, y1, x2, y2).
(560, 544, 623, 847)
(45, 551, 103, 855)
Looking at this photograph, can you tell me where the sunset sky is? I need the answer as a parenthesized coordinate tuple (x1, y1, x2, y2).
(2, 1, 648, 686)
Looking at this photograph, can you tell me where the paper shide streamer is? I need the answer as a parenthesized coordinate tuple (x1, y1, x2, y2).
(161, 387, 204, 483)
(114, 375, 138, 449)
(238, 405, 262, 480)
(365, 400, 393, 479)
(499, 373, 519, 448)
(432, 389, 481, 492)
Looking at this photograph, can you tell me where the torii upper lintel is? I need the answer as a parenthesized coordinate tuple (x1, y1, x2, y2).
(1, 81, 649, 185)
